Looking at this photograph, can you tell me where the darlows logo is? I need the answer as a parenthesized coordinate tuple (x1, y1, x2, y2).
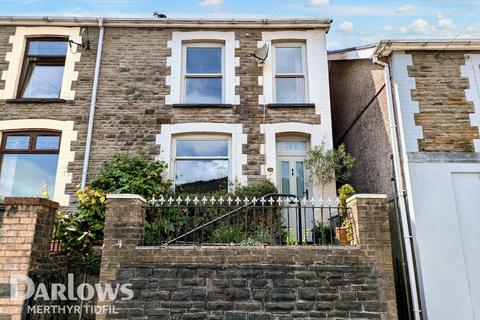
(10, 274, 133, 301)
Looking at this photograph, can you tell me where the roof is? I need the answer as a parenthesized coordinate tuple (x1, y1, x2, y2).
(328, 43, 376, 61)
(0, 16, 332, 31)
(373, 39, 480, 57)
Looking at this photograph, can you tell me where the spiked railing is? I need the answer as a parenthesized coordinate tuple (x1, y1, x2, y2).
(143, 193, 345, 246)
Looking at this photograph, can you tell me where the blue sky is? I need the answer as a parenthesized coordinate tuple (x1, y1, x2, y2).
(1, 0, 479, 49)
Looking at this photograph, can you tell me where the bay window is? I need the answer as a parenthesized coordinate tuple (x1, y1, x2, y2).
(183, 44, 224, 104)
(0, 131, 60, 198)
(273, 43, 307, 103)
(18, 38, 68, 99)
(173, 135, 230, 193)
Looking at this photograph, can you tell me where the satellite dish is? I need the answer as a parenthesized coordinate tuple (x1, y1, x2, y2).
(80, 27, 91, 50)
(252, 43, 269, 63)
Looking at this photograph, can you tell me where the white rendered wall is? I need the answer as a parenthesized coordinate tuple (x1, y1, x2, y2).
(406, 161, 480, 320)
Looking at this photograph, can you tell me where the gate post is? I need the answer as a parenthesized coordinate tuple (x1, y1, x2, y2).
(0, 197, 58, 320)
(347, 194, 398, 320)
(97, 194, 145, 320)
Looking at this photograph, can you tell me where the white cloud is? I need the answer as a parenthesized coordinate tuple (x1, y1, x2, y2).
(308, 0, 329, 7)
(399, 26, 408, 33)
(199, 0, 223, 9)
(396, 4, 416, 13)
(436, 13, 456, 30)
(338, 21, 353, 32)
(409, 19, 436, 35)
(383, 25, 394, 32)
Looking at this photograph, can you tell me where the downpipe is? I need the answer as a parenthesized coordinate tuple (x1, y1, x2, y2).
(81, 18, 104, 190)
(372, 56, 422, 320)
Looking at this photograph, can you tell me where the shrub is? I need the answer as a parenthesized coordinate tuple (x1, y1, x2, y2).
(54, 186, 106, 271)
(304, 140, 355, 198)
(90, 154, 172, 200)
(338, 183, 356, 243)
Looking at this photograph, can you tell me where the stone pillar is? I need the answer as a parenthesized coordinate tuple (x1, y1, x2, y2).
(0, 197, 58, 320)
(347, 194, 398, 320)
(97, 194, 145, 320)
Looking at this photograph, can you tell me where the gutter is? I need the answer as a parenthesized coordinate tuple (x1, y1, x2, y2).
(81, 18, 104, 190)
(0, 17, 332, 30)
(372, 55, 423, 320)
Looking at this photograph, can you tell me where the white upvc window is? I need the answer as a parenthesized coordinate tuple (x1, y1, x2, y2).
(273, 42, 307, 103)
(182, 43, 224, 104)
(172, 134, 231, 193)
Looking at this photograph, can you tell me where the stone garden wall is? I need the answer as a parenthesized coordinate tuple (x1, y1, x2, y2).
(97, 194, 398, 320)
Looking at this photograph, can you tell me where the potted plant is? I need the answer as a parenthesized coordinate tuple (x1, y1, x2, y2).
(336, 184, 355, 245)
(304, 140, 355, 245)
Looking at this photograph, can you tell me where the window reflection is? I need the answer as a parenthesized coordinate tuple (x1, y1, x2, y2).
(175, 160, 228, 193)
(185, 78, 222, 104)
(174, 138, 229, 193)
(0, 154, 58, 197)
(184, 45, 223, 104)
(176, 140, 228, 157)
(22, 65, 65, 99)
(36, 136, 61, 150)
(5, 136, 30, 150)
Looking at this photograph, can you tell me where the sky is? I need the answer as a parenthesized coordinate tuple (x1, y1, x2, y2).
(1, 0, 480, 49)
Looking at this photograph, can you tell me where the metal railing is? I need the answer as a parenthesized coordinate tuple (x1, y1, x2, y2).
(143, 194, 346, 246)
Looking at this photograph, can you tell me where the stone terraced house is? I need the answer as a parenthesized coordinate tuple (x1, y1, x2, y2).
(0, 17, 336, 209)
(0, 15, 480, 320)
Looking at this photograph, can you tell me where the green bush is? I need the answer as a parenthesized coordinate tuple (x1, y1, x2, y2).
(233, 181, 278, 199)
(90, 154, 172, 200)
(54, 187, 106, 271)
(311, 224, 335, 245)
(211, 223, 244, 244)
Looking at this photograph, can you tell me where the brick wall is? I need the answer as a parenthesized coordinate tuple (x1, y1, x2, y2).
(407, 50, 480, 152)
(98, 194, 397, 320)
(0, 197, 59, 320)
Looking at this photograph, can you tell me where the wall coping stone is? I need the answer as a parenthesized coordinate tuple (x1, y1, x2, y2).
(136, 245, 359, 251)
(106, 194, 146, 203)
(346, 193, 387, 203)
(4, 197, 60, 209)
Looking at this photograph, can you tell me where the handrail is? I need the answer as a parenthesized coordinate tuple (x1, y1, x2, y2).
(165, 193, 299, 245)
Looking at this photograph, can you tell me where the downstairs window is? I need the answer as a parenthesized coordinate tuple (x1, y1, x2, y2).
(173, 135, 230, 193)
(0, 131, 60, 198)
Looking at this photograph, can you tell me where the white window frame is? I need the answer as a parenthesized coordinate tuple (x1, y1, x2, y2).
(172, 134, 232, 190)
(181, 42, 225, 104)
(272, 42, 308, 104)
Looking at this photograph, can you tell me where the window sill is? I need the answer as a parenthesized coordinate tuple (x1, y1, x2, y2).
(6, 98, 66, 104)
(171, 104, 234, 108)
(267, 103, 315, 108)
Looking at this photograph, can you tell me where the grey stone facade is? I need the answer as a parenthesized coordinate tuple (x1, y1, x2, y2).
(0, 22, 324, 208)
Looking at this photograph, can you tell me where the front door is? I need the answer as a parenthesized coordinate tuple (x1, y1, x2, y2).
(278, 156, 308, 199)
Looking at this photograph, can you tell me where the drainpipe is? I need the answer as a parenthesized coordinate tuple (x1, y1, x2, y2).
(372, 56, 422, 320)
(81, 18, 104, 190)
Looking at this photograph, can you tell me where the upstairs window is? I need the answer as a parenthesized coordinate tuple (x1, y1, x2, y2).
(0, 131, 60, 198)
(183, 44, 223, 104)
(273, 44, 307, 103)
(173, 135, 229, 193)
(18, 38, 68, 99)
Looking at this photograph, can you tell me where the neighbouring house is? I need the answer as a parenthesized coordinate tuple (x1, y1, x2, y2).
(329, 40, 480, 320)
(0, 17, 336, 208)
